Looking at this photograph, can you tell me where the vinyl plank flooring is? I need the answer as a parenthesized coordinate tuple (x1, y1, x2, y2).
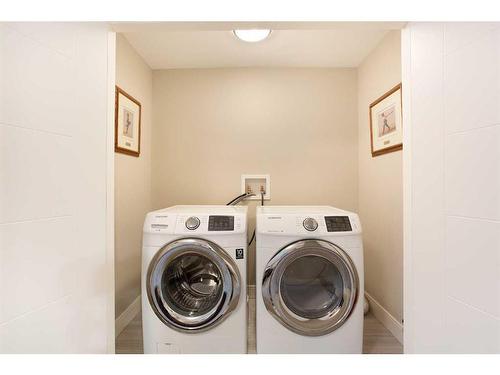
(116, 295, 402, 354)
(247, 291, 256, 354)
(363, 313, 403, 354)
(115, 311, 143, 354)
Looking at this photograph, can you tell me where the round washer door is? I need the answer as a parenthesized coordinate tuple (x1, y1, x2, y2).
(147, 238, 241, 333)
(262, 239, 359, 336)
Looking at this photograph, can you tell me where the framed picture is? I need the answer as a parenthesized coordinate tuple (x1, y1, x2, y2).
(115, 86, 141, 157)
(369, 84, 403, 157)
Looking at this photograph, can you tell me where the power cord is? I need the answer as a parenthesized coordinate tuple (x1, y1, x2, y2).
(226, 192, 255, 206)
(226, 190, 264, 246)
(248, 190, 265, 246)
(247, 230, 256, 247)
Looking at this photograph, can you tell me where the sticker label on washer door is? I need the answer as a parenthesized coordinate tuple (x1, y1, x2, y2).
(236, 248, 244, 259)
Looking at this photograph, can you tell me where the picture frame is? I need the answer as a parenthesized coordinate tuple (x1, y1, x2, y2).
(369, 83, 403, 157)
(115, 86, 141, 157)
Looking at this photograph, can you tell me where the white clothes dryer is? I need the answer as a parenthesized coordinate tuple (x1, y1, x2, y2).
(256, 206, 363, 353)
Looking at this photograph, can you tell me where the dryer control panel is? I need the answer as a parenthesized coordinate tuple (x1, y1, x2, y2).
(256, 206, 361, 236)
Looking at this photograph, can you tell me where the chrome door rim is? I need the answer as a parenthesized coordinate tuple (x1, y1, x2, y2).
(262, 239, 359, 336)
(147, 238, 241, 333)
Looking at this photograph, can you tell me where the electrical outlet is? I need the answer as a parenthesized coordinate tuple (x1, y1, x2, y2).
(241, 174, 270, 201)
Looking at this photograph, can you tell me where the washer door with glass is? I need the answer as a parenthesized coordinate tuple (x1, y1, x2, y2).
(147, 238, 241, 333)
(262, 239, 359, 336)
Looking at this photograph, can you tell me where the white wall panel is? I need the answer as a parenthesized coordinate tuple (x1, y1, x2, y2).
(0, 24, 76, 136)
(404, 22, 500, 353)
(0, 125, 74, 223)
(444, 22, 499, 55)
(0, 217, 75, 322)
(444, 30, 500, 134)
(444, 297, 500, 354)
(404, 22, 447, 352)
(445, 127, 500, 220)
(445, 216, 500, 319)
(0, 22, 114, 353)
(0, 296, 76, 353)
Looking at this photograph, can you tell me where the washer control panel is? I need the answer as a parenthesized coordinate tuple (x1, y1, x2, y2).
(325, 216, 352, 232)
(175, 214, 244, 234)
(144, 206, 247, 235)
(302, 217, 319, 231)
(185, 216, 201, 230)
(208, 215, 235, 231)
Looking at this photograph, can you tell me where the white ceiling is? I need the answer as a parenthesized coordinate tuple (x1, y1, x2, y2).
(112, 22, 405, 69)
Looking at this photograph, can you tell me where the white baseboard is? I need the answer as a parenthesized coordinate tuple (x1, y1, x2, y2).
(365, 292, 403, 344)
(115, 295, 141, 337)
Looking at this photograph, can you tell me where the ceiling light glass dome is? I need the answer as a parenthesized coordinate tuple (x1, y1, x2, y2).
(233, 29, 272, 43)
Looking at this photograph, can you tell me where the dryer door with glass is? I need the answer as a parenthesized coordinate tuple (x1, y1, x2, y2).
(146, 238, 241, 333)
(262, 239, 359, 336)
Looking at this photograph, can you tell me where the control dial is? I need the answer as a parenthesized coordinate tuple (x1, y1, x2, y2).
(303, 217, 318, 231)
(185, 216, 200, 230)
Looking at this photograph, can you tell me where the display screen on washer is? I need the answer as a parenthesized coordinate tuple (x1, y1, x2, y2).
(325, 216, 352, 232)
(208, 215, 234, 231)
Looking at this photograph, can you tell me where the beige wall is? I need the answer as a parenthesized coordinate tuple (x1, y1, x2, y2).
(152, 68, 358, 284)
(358, 31, 403, 323)
(115, 35, 152, 318)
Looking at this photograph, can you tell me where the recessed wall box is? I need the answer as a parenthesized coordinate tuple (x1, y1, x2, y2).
(241, 174, 270, 201)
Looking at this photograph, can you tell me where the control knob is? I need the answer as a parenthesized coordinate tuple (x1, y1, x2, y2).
(185, 216, 200, 230)
(303, 217, 318, 231)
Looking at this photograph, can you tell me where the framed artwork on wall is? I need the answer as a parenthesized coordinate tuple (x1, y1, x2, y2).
(115, 86, 141, 157)
(369, 83, 403, 157)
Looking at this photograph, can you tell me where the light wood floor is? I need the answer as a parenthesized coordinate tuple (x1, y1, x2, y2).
(116, 295, 403, 354)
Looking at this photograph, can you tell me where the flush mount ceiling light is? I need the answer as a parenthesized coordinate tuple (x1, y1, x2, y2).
(233, 29, 272, 43)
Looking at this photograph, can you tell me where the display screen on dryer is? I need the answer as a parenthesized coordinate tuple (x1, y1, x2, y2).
(325, 216, 352, 232)
(208, 215, 234, 231)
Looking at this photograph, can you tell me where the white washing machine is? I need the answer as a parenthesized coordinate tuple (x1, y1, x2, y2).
(142, 205, 247, 354)
(256, 206, 364, 353)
